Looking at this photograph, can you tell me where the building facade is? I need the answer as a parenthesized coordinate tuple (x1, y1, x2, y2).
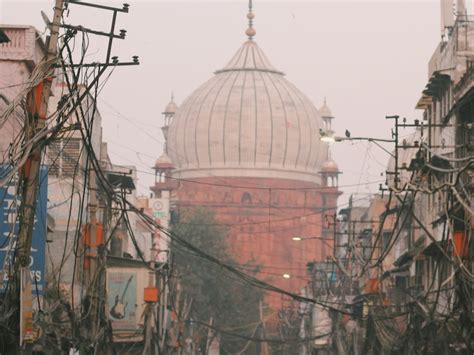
(308, 4, 474, 353)
(152, 10, 341, 313)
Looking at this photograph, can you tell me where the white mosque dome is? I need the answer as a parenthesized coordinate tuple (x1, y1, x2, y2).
(167, 37, 328, 183)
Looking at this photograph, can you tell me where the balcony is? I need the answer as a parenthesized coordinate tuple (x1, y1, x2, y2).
(0, 25, 45, 69)
(151, 180, 179, 194)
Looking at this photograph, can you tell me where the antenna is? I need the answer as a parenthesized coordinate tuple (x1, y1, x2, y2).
(441, 0, 455, 34)
(41, 11, 52, 29)
(457, 0, 467, 20)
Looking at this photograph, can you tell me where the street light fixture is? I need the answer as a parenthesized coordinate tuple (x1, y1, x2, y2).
(292, 236, 324, 241)
(282, 273, 291, 279)
(319, 129, 395, 157)
(319, 123, 402, 190)
(319, 128, 336, 143)
(319, 129, 336, 143)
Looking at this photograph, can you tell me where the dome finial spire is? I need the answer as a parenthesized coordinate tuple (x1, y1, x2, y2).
(246, 0, 256, 40)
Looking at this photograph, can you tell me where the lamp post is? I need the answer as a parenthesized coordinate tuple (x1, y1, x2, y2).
(319, 115, 403, 190)
(319, 131, 395, 156)
(292, 236, 331, 242)
(292, 236, 345, 258)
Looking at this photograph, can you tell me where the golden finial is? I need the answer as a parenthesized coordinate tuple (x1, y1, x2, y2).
(246, 0, 256, 40)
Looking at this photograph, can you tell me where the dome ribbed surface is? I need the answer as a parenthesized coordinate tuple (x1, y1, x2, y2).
(167, 40, 327, 182)
(216, 40, 283, 75)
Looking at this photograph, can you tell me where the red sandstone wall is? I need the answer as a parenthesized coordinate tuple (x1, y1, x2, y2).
(172, 176, 340, 311)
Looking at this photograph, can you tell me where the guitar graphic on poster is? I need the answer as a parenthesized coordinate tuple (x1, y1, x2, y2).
(110, 275, 133, 319)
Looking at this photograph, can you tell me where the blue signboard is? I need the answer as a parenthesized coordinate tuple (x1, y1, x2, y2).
(0, 165, 48, 294)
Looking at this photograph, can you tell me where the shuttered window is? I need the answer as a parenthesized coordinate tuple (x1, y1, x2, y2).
(47, 138, 81, 177)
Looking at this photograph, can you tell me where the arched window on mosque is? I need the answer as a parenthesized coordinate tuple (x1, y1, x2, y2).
(241, 192, 252, 205)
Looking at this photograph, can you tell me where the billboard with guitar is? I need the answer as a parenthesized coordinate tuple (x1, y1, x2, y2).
(108, 271, 137, 330)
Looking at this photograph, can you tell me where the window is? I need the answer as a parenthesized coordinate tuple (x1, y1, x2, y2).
(47, 138, 82, 177)
(62, 138, 81, 176)
(241, 192, 252, 204)
(395, 276, 407, 290)
(382, 231, 391, 252)
(47, 141, 61, 177)
(414, 260, 424, 289)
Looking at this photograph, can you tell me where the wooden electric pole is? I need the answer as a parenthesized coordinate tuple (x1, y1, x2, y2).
(259, 300, 269, 355)
(15, 0, 63, 351)
(17, 0, 63, 273)
(83, 166, 102, 349)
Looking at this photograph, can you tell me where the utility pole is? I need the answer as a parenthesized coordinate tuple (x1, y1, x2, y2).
(143, 243, 159, 354)
(18, 2, 62, 266)
(83, 166, 103, 350)
(52, 2, 139, 352)
(15, 0, 63, 351)
(259, 300, 269, 355)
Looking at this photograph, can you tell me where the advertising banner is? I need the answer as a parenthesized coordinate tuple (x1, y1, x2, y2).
(0, 166, 48, 294)
(150, 198, 169, 222)
(150, 198, 170, 262)
(108, 271, 137, 330)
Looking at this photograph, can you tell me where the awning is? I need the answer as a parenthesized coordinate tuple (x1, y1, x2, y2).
(415, 72, 451, 109)
(107, 172, 136, 191)
(431, 202, 462, 227)
(382, 264, 410, 279)
(0, 30, 10, 44)
(422, 240, 449, 258)
(380, 198, 413, 218)
(393, 237, 426, 267)
(47, 213, 56, 233)
(416, 95, 434, 110)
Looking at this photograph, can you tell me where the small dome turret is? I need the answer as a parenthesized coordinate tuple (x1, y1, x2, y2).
(319, 98, 334, 133)
(152, 151, 178, 196)
(319, 99, 333, 119)
(321, 159, 339, 173)
(154, 152, 174, 170)
(163, 97, 178, 114)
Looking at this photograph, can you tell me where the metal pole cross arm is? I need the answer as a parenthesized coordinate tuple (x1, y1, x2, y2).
(66, 0, 130, 13)
(60, 24, 126, 39)
(333, 136, 395, 143)
(331, 136, 396, 158)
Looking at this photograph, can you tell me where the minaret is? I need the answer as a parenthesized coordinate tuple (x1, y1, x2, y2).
(320, 153, 341, 188)
(151, 95, 178, 197)
(319, 100, 342, 260)
(319, 99, 340, 188)
(320, 97, 334, 135)
(161, 93, 177, 154)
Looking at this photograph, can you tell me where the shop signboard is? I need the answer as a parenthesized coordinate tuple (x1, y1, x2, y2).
(0, 166, 48, 294)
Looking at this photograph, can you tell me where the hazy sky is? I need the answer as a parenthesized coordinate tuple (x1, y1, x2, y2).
(1, 1, 446, 207)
